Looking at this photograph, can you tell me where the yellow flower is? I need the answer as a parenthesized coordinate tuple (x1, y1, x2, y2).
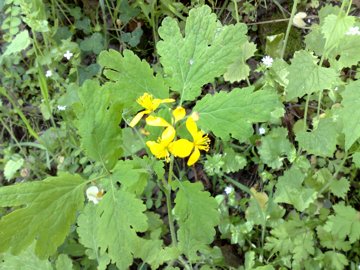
(169, 117, 210, 166)
(129, 93, 175, 127)
(146, 125, 176, 162)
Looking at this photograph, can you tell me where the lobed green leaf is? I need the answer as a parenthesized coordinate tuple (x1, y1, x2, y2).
(0, 173, 85, 258)
(173, 181, 220, 261)
(258, 127, 295, 169)
(274, 166, 316, 212)
(285, 50, 337, 100)
(193, 87, 283, 141)
(98, 49, 169, 106)
(338, 80, 360, 150)
(76, 79, 123, 170)
(157, 5, 248, 101)
(96, 187, 148, 269)
(295, 118, 338, 157)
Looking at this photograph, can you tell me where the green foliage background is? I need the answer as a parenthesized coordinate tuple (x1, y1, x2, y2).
(1, 0, 360, 269)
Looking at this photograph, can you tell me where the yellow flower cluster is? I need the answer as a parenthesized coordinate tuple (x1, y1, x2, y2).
(130, 93, 210, 166)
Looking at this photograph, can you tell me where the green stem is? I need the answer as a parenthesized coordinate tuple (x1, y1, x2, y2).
(150, 1, 159, 47)
(303, 94, 310, 131)
(280, 0, 299, 58)
(232, 0, 239, 23)
(99, 0, 109, 47)
(316, 90, 323, 118)
(165, 157, 177, 246)
(217, 0, 229, 18)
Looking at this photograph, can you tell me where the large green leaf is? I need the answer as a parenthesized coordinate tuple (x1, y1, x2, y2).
(295, 118, 338, 157)
(157, 5, 248, 101)
(77, 204, 110, 270)
(0, 244, 52, 270)
(173, 181, 220, 260)
(322, 251, 348, 270)
(98, 49, 168, 106)
(76, 79, 123, 170)
(224, 41, 257, 83)
(285, 50, 337, 100)
(304, 5, 340, 55)
(111, 159, 149, 195)
(321, 14, 355, 54)
(0, 173, 85, 258)
(96, 185, 148, 269)
(338, 80, 360, 150)
(328, 34, 360, 70)
(323, 203, 360, 244)
(274, 166, 317, 212)
(258, 127, 296, 169)
(193, 87, 283, 141)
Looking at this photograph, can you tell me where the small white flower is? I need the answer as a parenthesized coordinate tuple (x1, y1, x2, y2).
(293, 12, 307, 28)
(57, 105, 67, 111)
(225, 186, 234, 195)
(334, 87, 338, 91)
(86, 186, 104, 204)
(45, 70, 52, 78)
(345, 26, 360, 36)
(261, 55, 273, 68)
(63, 50, 73, 60)
(259, 127, 266, 135)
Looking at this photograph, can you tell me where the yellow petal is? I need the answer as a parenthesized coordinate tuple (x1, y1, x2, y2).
(137, 93, 153, 110)
(161, 126, 176, 145)
(146, 115, 170, 127)
(187, 147, 200, 166)
(172, 107, 186, 123)
(151, 99, 162, 111)
(129, 111, 147, 127)
(186, 117, 199, 140)
(169, 139, 193, 158)
(146, 141, 168, 159)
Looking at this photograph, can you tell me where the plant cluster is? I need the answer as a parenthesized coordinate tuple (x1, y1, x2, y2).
(1, 0, 360, 269)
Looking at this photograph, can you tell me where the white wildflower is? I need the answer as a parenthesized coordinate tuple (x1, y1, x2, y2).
(345, 26, 360, 36)
(86, 186, 104, 204)
(57, 105, 67, 111)
(63, 50, 73, 60)
(225, 186, 234, 195)
(259, 127, 266, 135)
(45, 70, 52, 78)
(293, 12, 307, 28)
(261, 55, 273, 68)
